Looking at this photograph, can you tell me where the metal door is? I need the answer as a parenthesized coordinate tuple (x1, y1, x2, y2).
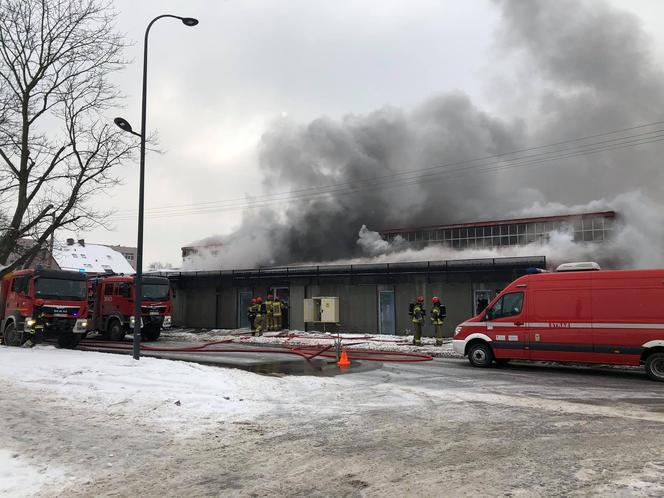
(474, 289, 493, 316)
(378, 290, 395, 335)
(237, 291, 253, 328)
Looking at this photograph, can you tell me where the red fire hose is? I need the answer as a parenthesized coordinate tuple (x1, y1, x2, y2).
(78, 338, 433, 363)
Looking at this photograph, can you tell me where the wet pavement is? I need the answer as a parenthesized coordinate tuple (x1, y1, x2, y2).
(77, 341, 383, 377)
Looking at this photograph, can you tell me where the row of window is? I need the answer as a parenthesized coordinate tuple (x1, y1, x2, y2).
(384, 218, 614, 245)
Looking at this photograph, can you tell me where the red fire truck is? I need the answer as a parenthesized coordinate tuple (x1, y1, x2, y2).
(87, 275, 172, 341)
(452, 262, 664, 381)
(0, 269, 89, 348)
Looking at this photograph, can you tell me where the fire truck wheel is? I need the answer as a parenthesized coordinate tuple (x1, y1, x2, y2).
(57, 333, 81, 349)
(644, 352, 664, 382)
(2, 322, 24, 347)
(107, 320, 125, 341)
(142, 324, 160, 342)
(467, 342, 494, 368)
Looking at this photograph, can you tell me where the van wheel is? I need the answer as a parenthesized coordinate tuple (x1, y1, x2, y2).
(107, 320, 125, 341)
(468, 342, 494, 368)
(3, 322, 23, 347)
(645, 353, 664, 382)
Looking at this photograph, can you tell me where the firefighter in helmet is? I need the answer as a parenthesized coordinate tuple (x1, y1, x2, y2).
(273, 297, 283, 331)
(431, 296, 446, 346)
(248, 298, 258, 335)
(265, 294, 275, 331)
(409, 296, 426, 346)
(254, 297, 265, 336)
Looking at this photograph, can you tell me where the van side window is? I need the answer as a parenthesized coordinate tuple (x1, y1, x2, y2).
(487, 292, 524, 320)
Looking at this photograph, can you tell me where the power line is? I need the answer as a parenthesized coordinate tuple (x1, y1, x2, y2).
(109, 120, 664, 221)
(109, 130, 664, 220)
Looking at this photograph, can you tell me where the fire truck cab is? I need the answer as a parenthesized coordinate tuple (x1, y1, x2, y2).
(0, 269, 88, 348)
(87, 275, 172, 341)
(452, 263, 664, 381)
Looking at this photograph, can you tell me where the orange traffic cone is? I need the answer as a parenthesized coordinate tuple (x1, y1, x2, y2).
(337, 350, 351, 367)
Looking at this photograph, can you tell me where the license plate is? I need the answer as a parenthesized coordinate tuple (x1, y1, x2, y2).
(53, 313, 67, 317)
(149, 311, 158, 316)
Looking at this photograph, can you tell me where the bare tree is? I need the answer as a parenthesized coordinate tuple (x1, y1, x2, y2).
(0, 0, 136, 276)
(147, 261, 174, 271)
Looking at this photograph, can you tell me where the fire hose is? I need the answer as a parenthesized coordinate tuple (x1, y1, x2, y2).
(78, 338, 434, 363)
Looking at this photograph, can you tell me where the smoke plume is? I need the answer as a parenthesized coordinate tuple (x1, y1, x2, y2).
(184, 0, 664, 271)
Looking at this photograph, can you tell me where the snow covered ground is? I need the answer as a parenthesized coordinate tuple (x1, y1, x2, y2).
(0, 346, 376, 431)
(0, 450, 65, 498)
(2, 343, 663, 496)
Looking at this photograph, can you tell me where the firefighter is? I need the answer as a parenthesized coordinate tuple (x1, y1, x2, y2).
(273, 297, 283, 331)
(431, 296, 446, 346)
(265, 294, 275, 331)
(248, 298, 257, 335)
(254, 297, 265, 336)
(409, 296, 425, 346)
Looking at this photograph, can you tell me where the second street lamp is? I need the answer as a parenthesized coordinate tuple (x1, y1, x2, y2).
(114, 14, 198, 360)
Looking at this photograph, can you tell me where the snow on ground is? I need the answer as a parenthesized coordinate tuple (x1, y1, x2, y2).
(0, 345, 418, 433)
(0, 449, 65, 498)
(161, 328, 460, 357)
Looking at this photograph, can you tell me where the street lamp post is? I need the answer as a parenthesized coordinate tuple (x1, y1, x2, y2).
(115, 15, 198, 360)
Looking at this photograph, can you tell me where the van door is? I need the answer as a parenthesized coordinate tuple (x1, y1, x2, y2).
(484, 291, 529, 360)
(101, 283, 115, 316)
(591, 274, 663, 365)
(528, 283, 593, 362)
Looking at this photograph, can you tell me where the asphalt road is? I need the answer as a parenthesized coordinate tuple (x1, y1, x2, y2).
(5, 346, 663, 497)
(375, 357, 664, 414)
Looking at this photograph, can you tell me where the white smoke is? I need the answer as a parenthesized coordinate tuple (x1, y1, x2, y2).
(356, 225, 407, 256)
(349, 191, 664, 270)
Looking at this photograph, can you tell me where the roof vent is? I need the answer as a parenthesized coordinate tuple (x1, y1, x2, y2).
(555, 262, 601, 272)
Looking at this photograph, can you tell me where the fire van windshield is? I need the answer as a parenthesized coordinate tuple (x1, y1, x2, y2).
(142, 284, 169, 301)
(34, 278, 87, 301)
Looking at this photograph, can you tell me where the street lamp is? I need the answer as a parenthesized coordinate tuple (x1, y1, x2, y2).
(115, 15, 198, 360)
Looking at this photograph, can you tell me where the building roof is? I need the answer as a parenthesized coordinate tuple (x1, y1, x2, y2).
(157, 255, 546, 280)
(379, 211, 616, 235)
(181, 243, 224, 251)
(53, 243, 135, 275)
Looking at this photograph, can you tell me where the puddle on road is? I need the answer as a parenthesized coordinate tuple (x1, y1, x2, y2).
(227, 358, 382, 377)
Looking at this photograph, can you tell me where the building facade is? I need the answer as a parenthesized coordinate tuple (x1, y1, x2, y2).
(380, 211, 616, 249)
(165, 256, 544, 338)
(105, 245, 138, 269)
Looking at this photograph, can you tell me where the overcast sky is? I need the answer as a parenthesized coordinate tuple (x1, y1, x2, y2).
(71, 0, 664, 267)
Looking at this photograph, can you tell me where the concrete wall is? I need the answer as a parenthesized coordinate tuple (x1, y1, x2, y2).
(170, 268, 527, 337)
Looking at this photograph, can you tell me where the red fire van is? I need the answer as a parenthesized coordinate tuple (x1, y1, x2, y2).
(452, 263, 664, 381)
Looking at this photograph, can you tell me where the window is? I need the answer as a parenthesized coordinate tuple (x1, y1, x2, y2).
(486, 292, 524, 320)
(11, 276, 29, 294)
(104, 284, 114, 296)
(34, 278, 86, 300)
(119, 283, 131, 298)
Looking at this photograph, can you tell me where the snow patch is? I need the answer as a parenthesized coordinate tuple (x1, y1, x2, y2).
(0, 449, 65, 497)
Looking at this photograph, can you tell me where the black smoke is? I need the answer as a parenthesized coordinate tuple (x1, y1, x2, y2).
(186, 0, 664, 269)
